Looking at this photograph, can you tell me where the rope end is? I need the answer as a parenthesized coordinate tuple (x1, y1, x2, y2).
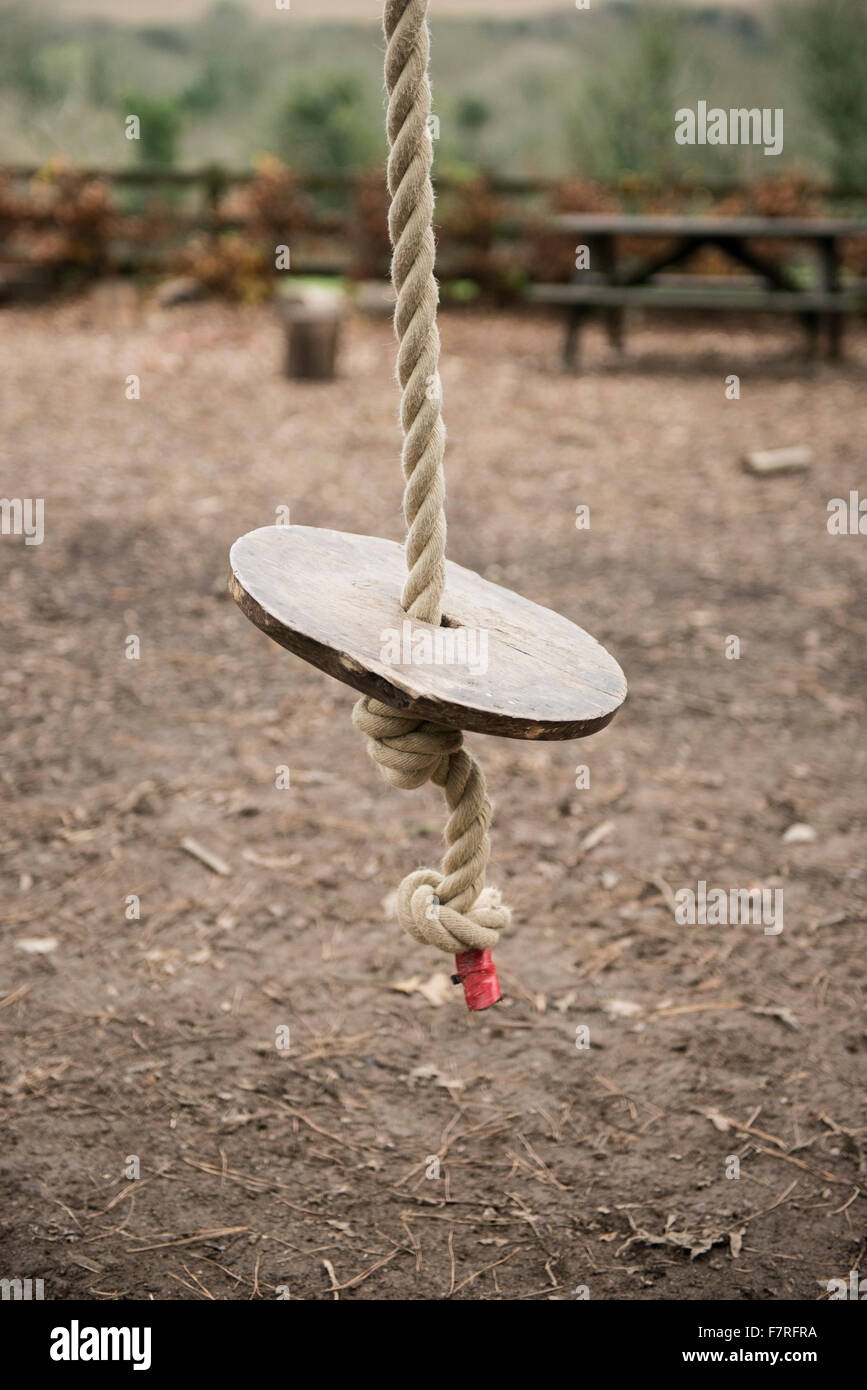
(453, 949, 501, 1012)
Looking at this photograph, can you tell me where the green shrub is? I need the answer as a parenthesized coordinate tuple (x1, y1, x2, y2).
(276, 73, 378, 173)
(786, 0, 867, 186)
(121, 92, 183, 166)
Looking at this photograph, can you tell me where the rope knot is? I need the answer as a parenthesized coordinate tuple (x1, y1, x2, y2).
(353, 694, 511, 956)
(397, 869, 511, 954)
(352, 695, 460, 790)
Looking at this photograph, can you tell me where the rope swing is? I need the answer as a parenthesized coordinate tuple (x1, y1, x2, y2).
(352, 0, 510, 1007)
(228, 0, 626, 1012)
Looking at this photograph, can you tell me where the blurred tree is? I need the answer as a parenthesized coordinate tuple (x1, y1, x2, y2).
(184, 0, 257, 112)
(87, 44, 112, 108)
(567, 5, 694, 181)
(39, 43, 88, 102)
(454, 94, 492, 166)
(183, 62, 234, 114)
(277, 74, 378, 173)
(787, 0, 867, 185)
(122, 93, 182, 166)
(456, 95, 491, 137)
(136, 26, 191, 55)
(0, 5, 57, 103)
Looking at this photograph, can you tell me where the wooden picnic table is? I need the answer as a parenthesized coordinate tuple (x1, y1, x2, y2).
(531, 213, 867, 367)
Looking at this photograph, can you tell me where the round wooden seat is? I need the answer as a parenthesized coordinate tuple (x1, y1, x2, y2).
(229, 525, 627, 741)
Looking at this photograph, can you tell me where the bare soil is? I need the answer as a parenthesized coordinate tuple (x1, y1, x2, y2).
(1, 292, 865, 1301)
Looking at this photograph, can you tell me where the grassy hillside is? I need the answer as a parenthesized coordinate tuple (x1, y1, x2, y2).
(45, 0, 779, 20)
(0, 0, 860, 182)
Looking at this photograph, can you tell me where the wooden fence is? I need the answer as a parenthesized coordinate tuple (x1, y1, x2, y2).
(1, 163, 865, 300)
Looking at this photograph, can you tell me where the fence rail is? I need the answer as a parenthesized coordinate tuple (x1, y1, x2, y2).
(1, 163, 865, 300)
(3, 164, 866, 201)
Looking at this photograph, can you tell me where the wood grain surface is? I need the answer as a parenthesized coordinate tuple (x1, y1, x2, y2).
(230, 525, 627, 741)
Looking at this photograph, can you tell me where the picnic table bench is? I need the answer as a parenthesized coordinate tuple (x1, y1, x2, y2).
(529, 214, 867, 367)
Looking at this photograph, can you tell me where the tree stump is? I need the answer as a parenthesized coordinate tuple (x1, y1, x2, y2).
(0, 263, 56, 305)
(275, 287, 346, 381)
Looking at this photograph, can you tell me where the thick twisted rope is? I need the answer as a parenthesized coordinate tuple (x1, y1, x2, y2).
(384, 0, 446, 625)
(352, 0, 511, 958)
(353, 697, 509, 951)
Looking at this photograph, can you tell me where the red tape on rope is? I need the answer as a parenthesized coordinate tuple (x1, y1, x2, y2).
(453, 949, 502, 1012)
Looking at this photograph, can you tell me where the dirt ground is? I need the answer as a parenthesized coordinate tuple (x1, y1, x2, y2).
(1, 292, 865, 1301)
